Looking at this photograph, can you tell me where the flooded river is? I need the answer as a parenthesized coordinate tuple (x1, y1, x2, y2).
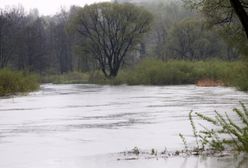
(0, 84, 248, 168)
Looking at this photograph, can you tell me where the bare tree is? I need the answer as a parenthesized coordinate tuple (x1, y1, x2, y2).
(49, 10, 73, 74)
(71, 2, 153, 78)
(0, 7, 24, 68)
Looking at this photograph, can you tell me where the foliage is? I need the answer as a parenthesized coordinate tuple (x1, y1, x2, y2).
(0, 2, 243, 74)
(70, 2, 153, 78)
(142, 1, 239, 61)
(179, 133, 189, 151)
(89, 58, 248, 91)
(0, 69, 39, 96)
(183, 0, 248, 56)
(167, 18, 224, 60)
(181, 103, 248, 152)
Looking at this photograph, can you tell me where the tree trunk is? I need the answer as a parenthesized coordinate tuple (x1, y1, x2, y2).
(229, 0, 248, 38)
(110, 69, 118, 78)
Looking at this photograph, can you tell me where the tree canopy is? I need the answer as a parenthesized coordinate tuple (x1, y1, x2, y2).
(184, 0, 248, 38)
(70, 2, 153, 78)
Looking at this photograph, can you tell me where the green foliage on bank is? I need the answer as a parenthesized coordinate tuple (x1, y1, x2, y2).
(0, 69, 39, 96)
(42, 59, 248, 91)
(89, 59, 248, 91)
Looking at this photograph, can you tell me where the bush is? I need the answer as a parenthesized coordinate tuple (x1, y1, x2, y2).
(89, 58, 248, 90)
(0, 69, 39, 96)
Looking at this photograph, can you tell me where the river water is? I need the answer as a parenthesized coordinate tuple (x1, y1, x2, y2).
(0, 84, 248, 168)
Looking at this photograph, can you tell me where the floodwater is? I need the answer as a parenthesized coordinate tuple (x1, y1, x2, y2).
(0, 84, 248, 168)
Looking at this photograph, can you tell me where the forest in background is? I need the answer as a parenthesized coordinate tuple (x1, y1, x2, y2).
(0, 0, 248, 95)
(0, 0, 245, 74)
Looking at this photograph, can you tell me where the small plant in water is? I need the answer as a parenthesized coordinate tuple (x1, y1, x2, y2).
(179, 133, 188, 152)
(132, 147, 140, 155)
(151, 148, 158, 156)
(180, 102, 248, 153)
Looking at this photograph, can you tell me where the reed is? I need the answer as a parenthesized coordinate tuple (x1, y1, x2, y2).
(0, 69, 39, 96)
(181, 103, 248, 153)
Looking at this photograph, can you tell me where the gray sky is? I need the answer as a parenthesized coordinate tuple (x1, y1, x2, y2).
(0, 0, 110, 15)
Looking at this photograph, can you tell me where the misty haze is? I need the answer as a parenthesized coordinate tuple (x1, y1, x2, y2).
(0, 0, 248, 168)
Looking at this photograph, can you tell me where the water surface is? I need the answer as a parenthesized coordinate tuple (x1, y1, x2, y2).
(0, 84, 248, 168)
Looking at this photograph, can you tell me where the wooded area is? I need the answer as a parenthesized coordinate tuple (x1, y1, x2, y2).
(0, 0, 247, 76)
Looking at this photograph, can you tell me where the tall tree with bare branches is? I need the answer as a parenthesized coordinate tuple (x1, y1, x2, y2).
(70, 2, 153, 78)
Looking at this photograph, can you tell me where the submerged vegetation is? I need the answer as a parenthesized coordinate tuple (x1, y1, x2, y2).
(0, 69, 39, 96)
(181, 103, 248, 154)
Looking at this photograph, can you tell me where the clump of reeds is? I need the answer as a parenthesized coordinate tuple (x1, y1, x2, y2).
(0, 69, 39, 96)
(180, 102, 248, 153)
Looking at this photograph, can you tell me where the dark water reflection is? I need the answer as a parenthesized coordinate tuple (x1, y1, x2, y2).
(0, 84, 248, 168)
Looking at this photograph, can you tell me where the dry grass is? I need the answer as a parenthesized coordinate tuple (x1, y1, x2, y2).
(196, 79, 225, 87)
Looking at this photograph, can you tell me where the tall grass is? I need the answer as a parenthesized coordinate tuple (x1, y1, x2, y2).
(0, 69, 39, 96)
(41, 59, 248, 91)
(181, 103, 248, 153)
(89, 59, 248, 90)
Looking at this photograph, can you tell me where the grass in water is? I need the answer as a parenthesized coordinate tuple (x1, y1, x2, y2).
(180, 102, 248, 154)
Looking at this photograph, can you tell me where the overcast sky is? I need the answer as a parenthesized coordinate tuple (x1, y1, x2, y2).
(0, 0, 110, 16)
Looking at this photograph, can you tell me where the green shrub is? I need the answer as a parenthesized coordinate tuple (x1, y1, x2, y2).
(228, 64, 248, 91)
(89, 58, 248, 90)
(43, 59, 247, 91)
(0, 69, 39, 96)
(181, 103, 248, 153)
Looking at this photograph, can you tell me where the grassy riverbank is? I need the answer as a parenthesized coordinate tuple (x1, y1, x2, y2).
(41, 59, 248, 91)
(0, 69, 39, 96)
(90, 59, 248, 91)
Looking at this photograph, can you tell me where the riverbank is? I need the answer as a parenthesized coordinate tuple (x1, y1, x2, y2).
(0, 69, 39, 96)
(41, 59, 248, 91)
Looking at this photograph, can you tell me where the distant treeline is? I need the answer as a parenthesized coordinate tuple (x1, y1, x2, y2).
(0, 1, 243, 74)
